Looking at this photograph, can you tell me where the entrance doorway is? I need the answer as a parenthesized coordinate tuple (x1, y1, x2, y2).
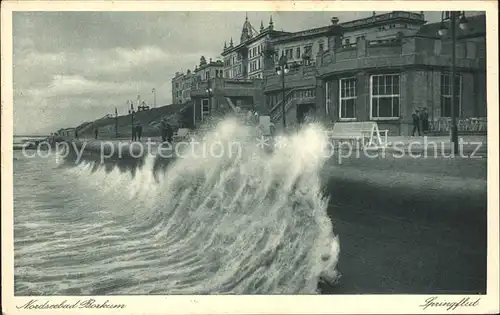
(297, 103, 316, 124)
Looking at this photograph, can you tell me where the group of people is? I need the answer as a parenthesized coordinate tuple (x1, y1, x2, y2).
(411, 108, 430, 136)
(132, 121, 143, 141)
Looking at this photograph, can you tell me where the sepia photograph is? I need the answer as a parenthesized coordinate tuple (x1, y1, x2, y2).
(1, 1, 499, 314)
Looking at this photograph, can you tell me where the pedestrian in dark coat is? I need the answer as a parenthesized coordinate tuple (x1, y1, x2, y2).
(136, 121, 143, 141)
(131, 122, 137, 141)
(421, 108, 429, 135)
(160, 118, 167, 142)
(412, 109, 421, 137)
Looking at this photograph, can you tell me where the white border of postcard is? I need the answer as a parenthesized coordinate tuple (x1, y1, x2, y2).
(1, 1, 499, 314)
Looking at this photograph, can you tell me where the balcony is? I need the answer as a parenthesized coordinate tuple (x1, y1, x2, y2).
(264, 66, 317, 92)
(340, 11, 425, 30)
(190, 77, 264, 98)
(317, 36, 483, 77)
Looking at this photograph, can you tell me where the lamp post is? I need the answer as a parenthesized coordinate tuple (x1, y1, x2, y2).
(152, 88, 156, 108)
(205, 83, 213, 121)
(275, 54, 289, 129)
(128, 100, 135, 141)
(438, 11, 468, 154)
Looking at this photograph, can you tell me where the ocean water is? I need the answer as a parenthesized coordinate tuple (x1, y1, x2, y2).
(13, 119, 340, 295)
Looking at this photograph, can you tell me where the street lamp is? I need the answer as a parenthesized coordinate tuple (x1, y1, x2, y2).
(205, 86, 213, 121)
(275, 54, 289, 129)
(115, 107, 118, 138)
(438, 11, 468, 154)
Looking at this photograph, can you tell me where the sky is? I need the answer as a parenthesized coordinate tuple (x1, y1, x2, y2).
(12, 10, 456, 135)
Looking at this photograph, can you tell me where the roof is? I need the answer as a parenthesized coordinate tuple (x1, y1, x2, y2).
(195, 60, 223, 72)
(340, 11, 426, 31)
(240, 15, 256, 43)
(416, 13, 485, 39)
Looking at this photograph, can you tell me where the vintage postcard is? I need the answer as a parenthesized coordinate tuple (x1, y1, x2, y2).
(1, 0, 499, 314)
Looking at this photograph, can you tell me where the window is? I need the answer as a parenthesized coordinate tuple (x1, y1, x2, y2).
(304, 45, 312, 54)
(319, 41, 324, 52)
(440, 73, 461, 117)
(257, 59, 261, 70)
(370, 74, 400, 119)
(339, 78, 357, 119)
(325, 81, 332, 115)
(296, 47, 301, 59)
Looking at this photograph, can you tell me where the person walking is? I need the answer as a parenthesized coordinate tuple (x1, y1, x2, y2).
(137, 121, 143, 141)
(131, 121, 137, 141)
(411, 109, 421, 137)
(421, 108, 429, 135)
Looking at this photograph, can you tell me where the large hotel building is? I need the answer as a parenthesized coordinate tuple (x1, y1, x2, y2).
(171, 11, 486, 135)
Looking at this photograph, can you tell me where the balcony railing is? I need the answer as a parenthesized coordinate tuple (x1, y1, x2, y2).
(271, 98, 295, 123)
(429, 117, 487, 133)
(341, 43, 357, 49)
(340, 11, 424, 30)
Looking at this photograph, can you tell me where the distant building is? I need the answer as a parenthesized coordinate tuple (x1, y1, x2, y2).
(221, 15, 289, 80)
(194, 56, 224, 81)
(171, 69, 194, 105)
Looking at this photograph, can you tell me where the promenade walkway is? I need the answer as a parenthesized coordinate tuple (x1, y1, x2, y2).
(384, 135, 488, 155)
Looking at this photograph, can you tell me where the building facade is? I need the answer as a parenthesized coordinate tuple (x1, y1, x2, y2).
(171, 11, 486, 135)
(221, 15, 290, 80)
(171, 72, 184, 104)
(263, 11, 486, 136)
(194, 57, 224, 82)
